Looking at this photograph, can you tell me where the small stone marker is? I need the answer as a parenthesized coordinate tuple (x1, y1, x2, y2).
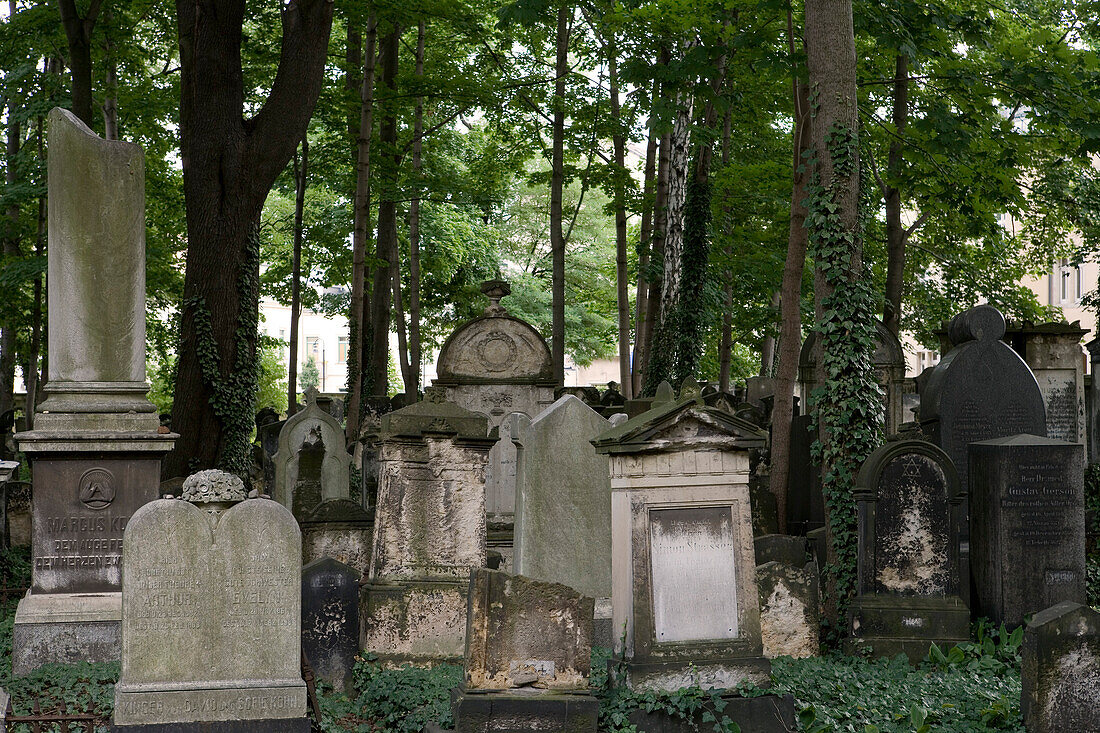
(302, 557, 360, 693)
(300, 498, 373, 571)
(1021, 601, 1100, 732)
(113, 470, 307, 731)
(969, 434, 1086, 628)
(451, 568, 598, 733)
(757, 560, 819, 659)
(848, 439, 969, 661)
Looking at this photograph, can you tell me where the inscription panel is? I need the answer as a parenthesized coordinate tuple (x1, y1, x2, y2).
(114, 688, 306, 725)
(649, 506, 738, 643)
(32, 456, 160, 594)
(1035, 370, 1079, 444)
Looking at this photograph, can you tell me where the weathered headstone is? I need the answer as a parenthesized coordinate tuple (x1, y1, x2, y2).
(362, 390, 494, 663)
(451, 568, 598, 733)
(847, 439, 969, 661)
(274, 388, 351, 521)
(300, 498, 373, 571)
(1088, 336, 1100, 463)
(1009, 322, 1088, 445)
(0, 460, 18, 549)
(513, 396, 611, 601)
(593, 393, 771, 691)
(756, 560, 819, 659)
(485, 412, 531, 571)
(433, 280, 555, 431)
(1021, 601, 1100, 732)
(302, 557, 360, 694)
(113, 471, 307, 731)
(12, 108, 175, 674)
(969, 435, 1086, 628)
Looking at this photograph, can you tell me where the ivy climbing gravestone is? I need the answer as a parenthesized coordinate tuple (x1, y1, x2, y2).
(113, 470, 307, 731)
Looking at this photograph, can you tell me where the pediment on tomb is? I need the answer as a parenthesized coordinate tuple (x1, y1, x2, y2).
(435, 314, 553, 385)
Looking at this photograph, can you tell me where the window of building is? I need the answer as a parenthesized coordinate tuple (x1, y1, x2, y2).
(338, 337, 349, 363)
(1055, 259, 1081, 304)
(306, 336, 320, 357)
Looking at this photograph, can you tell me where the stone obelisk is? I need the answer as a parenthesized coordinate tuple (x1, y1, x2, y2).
(12, 108, 175, 673)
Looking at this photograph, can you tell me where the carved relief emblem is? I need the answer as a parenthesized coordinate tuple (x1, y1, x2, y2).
(476, 331, 518, 373)
(79, 467, 116, 510)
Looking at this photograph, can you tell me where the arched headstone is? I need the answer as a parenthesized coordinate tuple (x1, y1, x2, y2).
(274, 388, 350, 520)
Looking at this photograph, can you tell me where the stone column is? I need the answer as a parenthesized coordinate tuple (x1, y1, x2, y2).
(12, 108, 175, 674)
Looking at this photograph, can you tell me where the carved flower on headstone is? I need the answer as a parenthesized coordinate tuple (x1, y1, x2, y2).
(181, 469, 247, 504)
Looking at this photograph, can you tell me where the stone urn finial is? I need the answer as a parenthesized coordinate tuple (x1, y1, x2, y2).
(480, 280, 511, 315)
(182, 469, 248, 524)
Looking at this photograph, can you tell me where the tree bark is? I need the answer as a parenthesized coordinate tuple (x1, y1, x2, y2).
(608, 44, 631, 398)
(407, 19, 425, 395)
(549, 5, 570, 386)
(718, 104, 734, 393)
(167, 0, 334, 477)
(768, 54, 811, 535)
(56, 0, 103, 129)
(0, 103, 20, 421)
(287, 136, 308, 417)
(368, 21, 402, 397)
(631, 105, 658, 396)
(759, 291, 780, 375)
(345, 13, 378, 443)
(101, 21, 118, 140)
(882, 54, 909, 336)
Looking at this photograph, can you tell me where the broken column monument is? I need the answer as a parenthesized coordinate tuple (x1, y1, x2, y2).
(12, 108, 176, 673)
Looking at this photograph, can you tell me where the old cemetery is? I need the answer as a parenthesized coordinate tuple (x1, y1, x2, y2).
(5, 17, 1100, 733)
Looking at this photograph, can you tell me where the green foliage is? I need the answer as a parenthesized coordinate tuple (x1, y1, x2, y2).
(805, 123, 884, 633)
(2, 662, 118, 729)
(256, 343, 289, 414)
(300, 355, 321, 393)
(349, 658, 463, 732)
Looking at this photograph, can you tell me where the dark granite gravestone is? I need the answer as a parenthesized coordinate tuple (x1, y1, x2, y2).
(786, 414, 823, 534)
(257, 418, 286, 494)
(1021, 601, 1100, 733)
(969, 435, 1086, 628)
(302, 557, 360, 693)
(291, 429, 326, 522)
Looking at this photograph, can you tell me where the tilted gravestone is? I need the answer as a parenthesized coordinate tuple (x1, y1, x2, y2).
(302, 557, 360, 694)
(12, 108, 175, 674)
(1021, 601, 1100, 732)
(848, 439, 969, 662)
(919, 305, 1047, 608)
(451, 568, 598, 733)
(113, 471, 307, 731)
(513, 396, 611, 602)
(362, 389, 494, 663)
(274, 387, 350, 522)
(969, 435, 1086, 628)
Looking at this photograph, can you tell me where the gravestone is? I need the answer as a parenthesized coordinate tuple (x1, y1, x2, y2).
(1006, 322, 1088, 445)
(450, 568, 598, 733)
(786, 414, 823, 535)
(485, 412, 531, 571)
(593, 393, 771, 691)
(113, 471, 307, 731)
(300, 498, 373, 572)
(801, 319, 907, 435)
(756, 560, 819, 659)
(0, 460, 17, 549)
(433, 280, 555, 431)
(362, 390, 494, 663)
(847, 439, 970, 662)
(274, 387, 351, 522)
(1021, 601, 1100, 732)
(969, 435, 1086, 628)
(513, 396, 611, 601)
(12, 108, 175, 674)
(302, 557, 360, 694)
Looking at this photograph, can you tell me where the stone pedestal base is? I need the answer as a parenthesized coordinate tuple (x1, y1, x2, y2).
(361, 578, 468, 664)
(627, 693, 796, 733)
(451, 687, 598, 733)
(112, 680, 307, 728)
(111, 718, 310, 732)
(12, 591, 120, 674)
(620, 656, 772, 693)
(847, 594, 970, 663)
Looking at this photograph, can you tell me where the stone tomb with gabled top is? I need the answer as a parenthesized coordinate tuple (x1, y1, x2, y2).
(592, 390, 771, 692)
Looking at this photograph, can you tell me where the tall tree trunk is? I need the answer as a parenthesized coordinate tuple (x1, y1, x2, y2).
(608, 44, 631, 398)
(392, 255, 410, 394)
(345, 13, 378, 442)
(805, 0, 862, 630)
(768, 32, 811, 535)
(287, 137, 308, 416)
(26, 122, 45, 431)
(407, 19, 425, 395)
(759, 291, 780, 375)
(718, 104, 734, 393)
(167, 0, 334, 478)
(0, 103, 20, 421)
(368, 21, 402, 397)
(631, 104, 658, 396)
(57, 0, 103, 129)
(642, 128, 671, 392)
(882, 54, 909, 336)
(101, 22, 118, 140)
(549, 6, 570, 386)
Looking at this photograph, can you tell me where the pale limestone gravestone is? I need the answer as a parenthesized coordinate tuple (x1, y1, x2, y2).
(113, 470, 307, 731)
(1011, 321, 1088, 445)
(756, 560, 819, 659)
(12, 108, 175, 674)
(513, 395, 611, 601)
(362, 389, 494, 663)
(450, 568, 598, 732)
(847, 439, 969, 662)
(300, 498, 373, 572)
(969, 435, 1086, 628)
(302, 557, 360, 694)
(1021, 601, 1100, 732)
(593, 393, 771, 691)
(274, 387, 350, 521)
(485, 412, 531, 571)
